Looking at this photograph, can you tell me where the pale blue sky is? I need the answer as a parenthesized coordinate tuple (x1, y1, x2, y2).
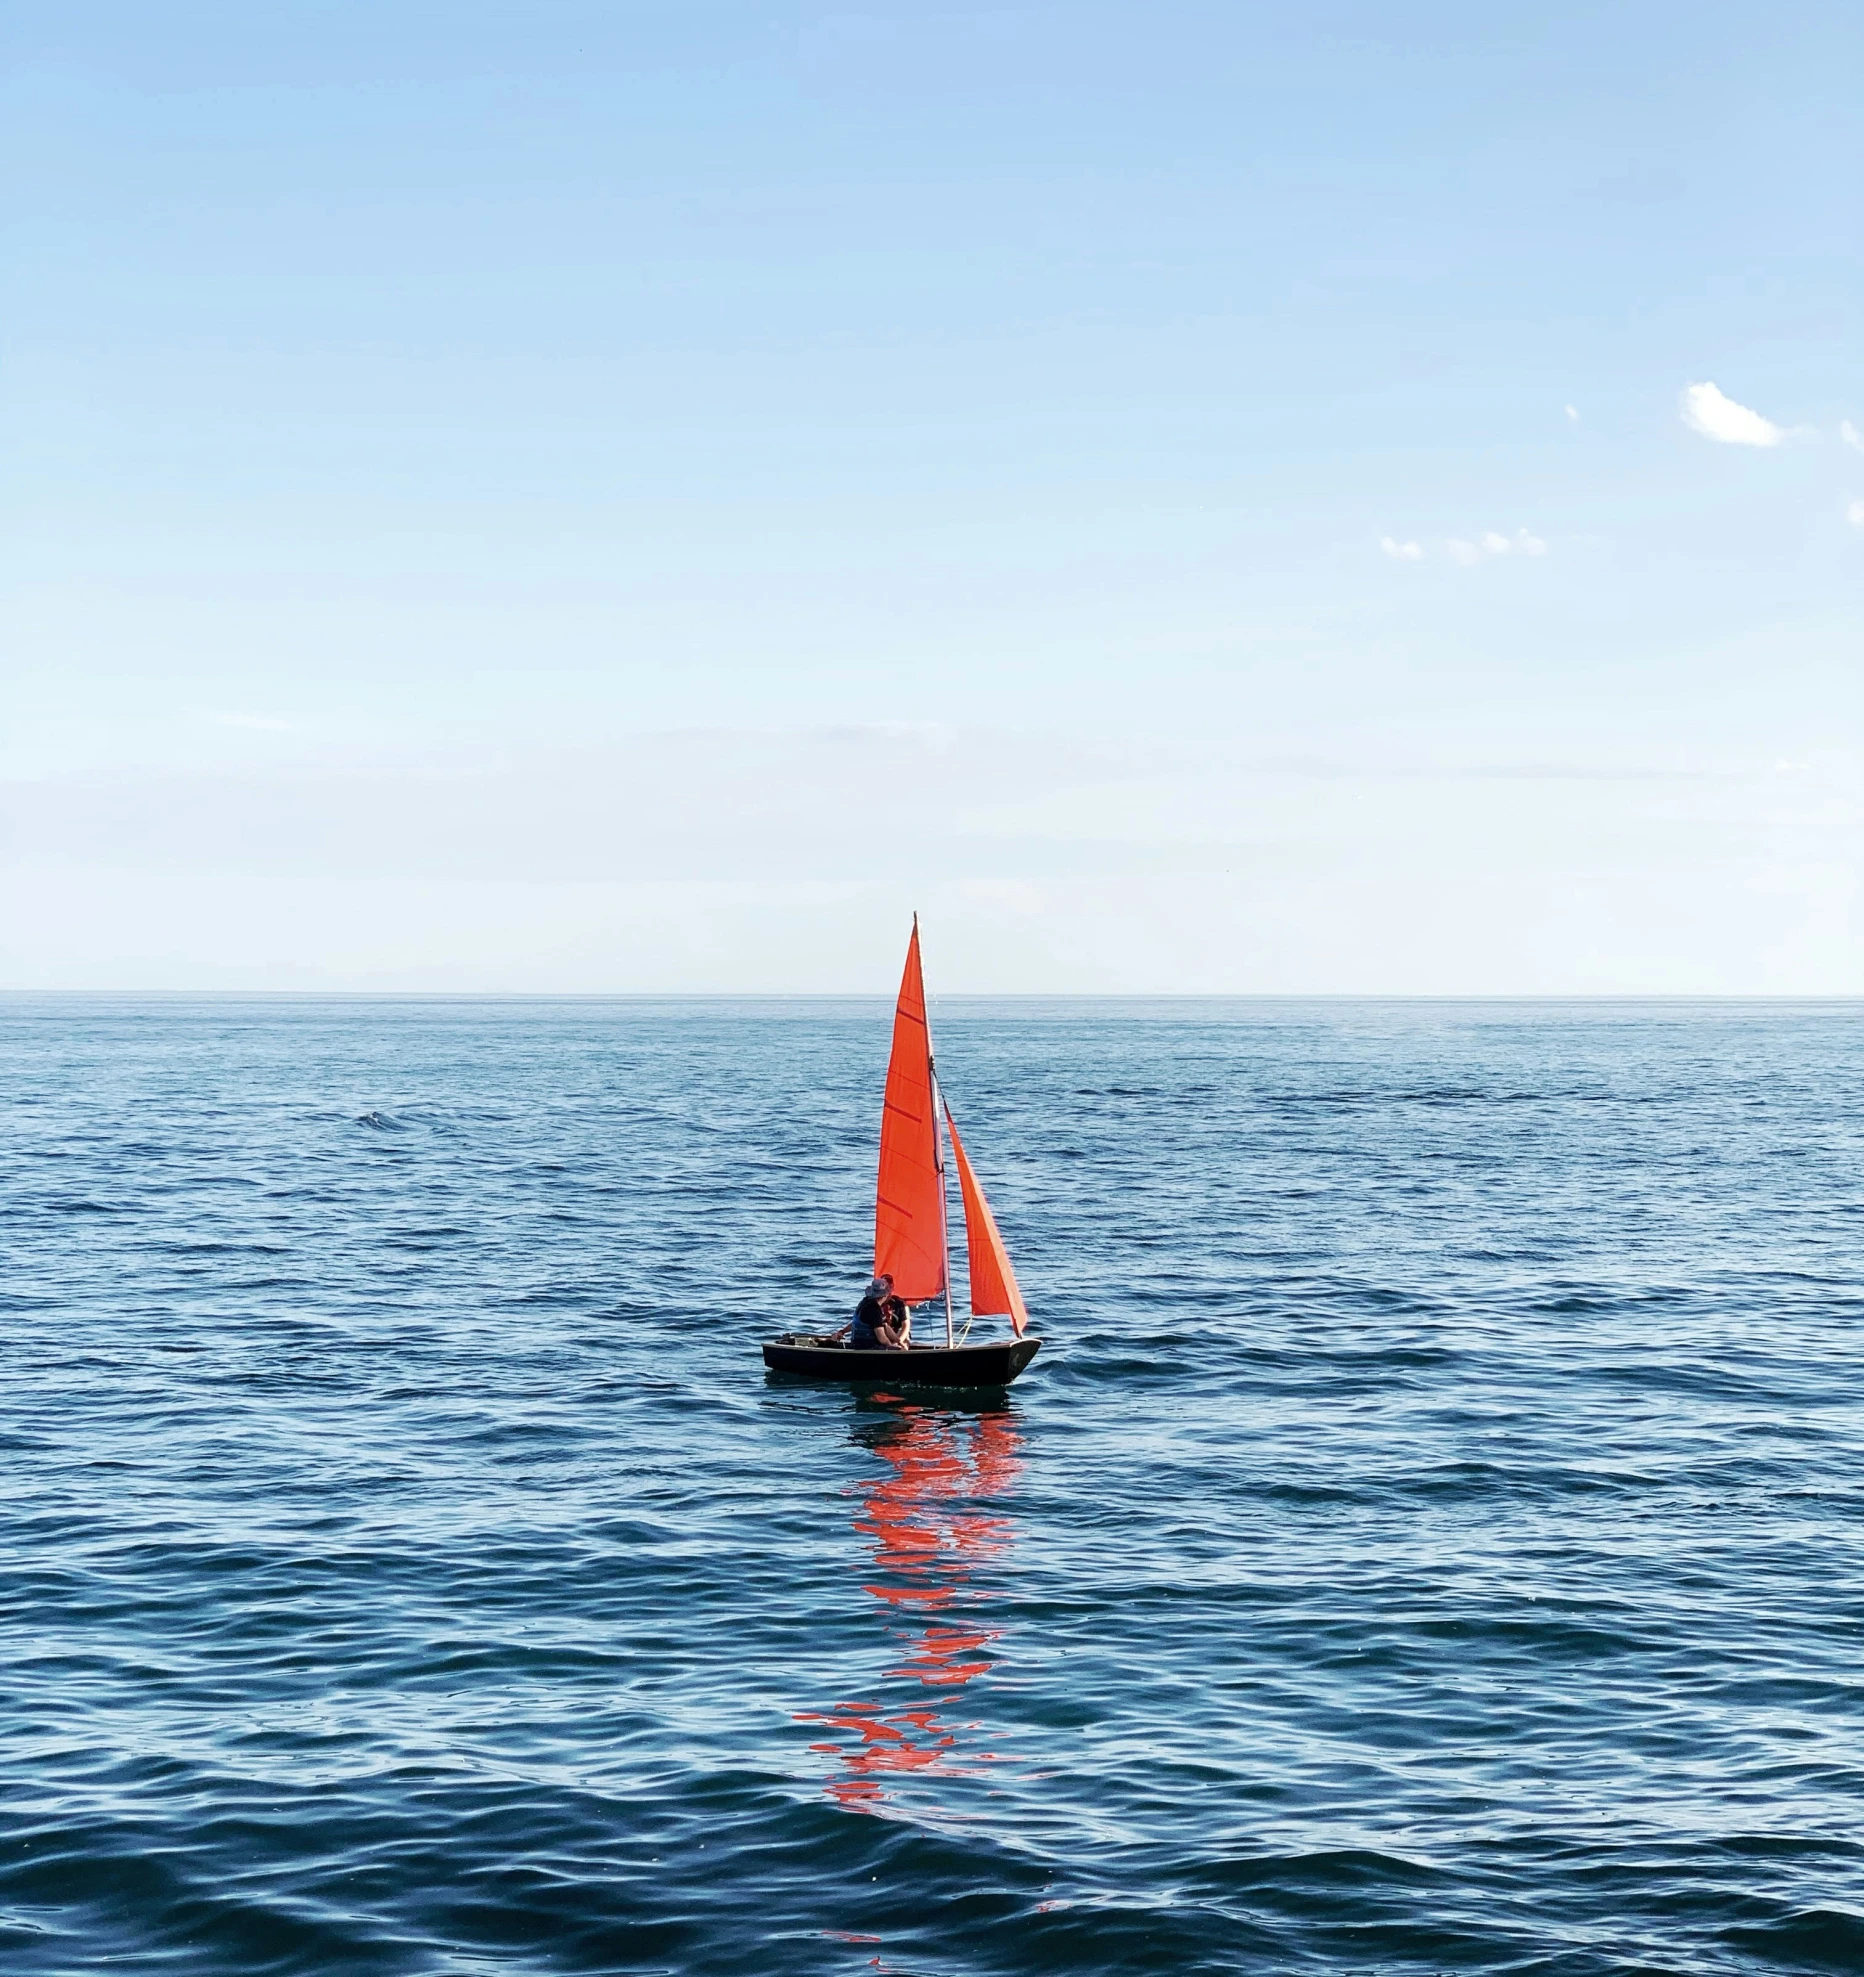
(3, 2, 1861, 990)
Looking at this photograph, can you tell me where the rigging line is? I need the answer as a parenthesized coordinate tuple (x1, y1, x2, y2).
(946, 1088, 977, 1345)
(936, 1078, 954, 1349)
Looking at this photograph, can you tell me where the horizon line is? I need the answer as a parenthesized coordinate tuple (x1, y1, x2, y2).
(3, 989, 1861, 1005)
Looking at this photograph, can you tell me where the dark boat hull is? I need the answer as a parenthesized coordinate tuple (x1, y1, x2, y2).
(762, 1333, 1041, 1388)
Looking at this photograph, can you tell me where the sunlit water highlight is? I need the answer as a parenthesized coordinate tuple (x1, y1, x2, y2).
(4, 997, 1863, 1974)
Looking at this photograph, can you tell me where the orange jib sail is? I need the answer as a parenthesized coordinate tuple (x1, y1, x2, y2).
(873, 922, 947, 1303)
(944, 1105, 1029, 1336)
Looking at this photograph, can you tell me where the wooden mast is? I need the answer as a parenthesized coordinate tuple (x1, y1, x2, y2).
(920, 916, 957, 1350)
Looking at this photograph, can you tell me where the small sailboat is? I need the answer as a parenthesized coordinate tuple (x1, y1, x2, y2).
(763, 920, 1042, 1389)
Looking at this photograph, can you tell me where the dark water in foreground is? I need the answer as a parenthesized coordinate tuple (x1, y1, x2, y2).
(4, 997, 1863, 1976)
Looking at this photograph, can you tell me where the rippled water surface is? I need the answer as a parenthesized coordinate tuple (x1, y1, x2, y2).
(5, 996, 1864, 1975)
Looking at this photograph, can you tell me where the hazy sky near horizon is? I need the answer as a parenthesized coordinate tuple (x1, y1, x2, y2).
(4, 1, 1861, 991)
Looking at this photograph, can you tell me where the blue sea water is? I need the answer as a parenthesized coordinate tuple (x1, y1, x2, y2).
(4, 995, 1863, 1976)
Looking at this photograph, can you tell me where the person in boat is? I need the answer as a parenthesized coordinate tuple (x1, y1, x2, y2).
(839, 1275, 910, 1350)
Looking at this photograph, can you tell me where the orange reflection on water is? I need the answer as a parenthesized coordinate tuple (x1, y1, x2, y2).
(798, 1405, 1023, 1813)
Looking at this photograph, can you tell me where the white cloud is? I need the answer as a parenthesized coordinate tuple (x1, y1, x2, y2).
(1380, 535, 1423, 561)
(1680, 381, 1782, 447)
(1564, 404, 1579, 423)
(1847, 499, 1864, 530)
(1841, 420, 1863, 453)
(1446, 528, 1547, 565)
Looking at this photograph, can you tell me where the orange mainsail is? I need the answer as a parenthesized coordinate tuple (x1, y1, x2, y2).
(944, 1105, 1029, 1336)
(873, 922, 947, 1302)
